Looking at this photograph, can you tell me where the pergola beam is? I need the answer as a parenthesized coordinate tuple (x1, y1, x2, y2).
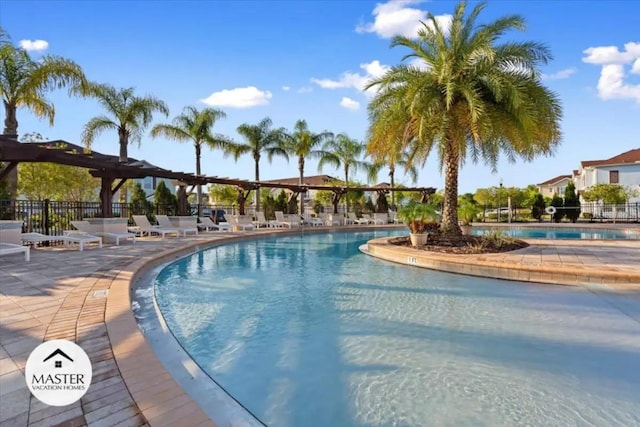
(1, 136, 437, 218)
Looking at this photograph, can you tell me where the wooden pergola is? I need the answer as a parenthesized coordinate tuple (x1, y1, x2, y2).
(0, 136, 436, 216)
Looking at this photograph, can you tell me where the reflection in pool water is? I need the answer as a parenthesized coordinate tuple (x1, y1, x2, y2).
(155, 230, 640, 426)
(471, 226, 639, 239)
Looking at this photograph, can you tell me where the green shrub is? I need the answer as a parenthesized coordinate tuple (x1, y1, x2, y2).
(531, 193, 546, 222)
(397, 202, 438, 234)
(154, 181, 178, 215)
(563, 182, 581, 223)
(550, 194, 564, 223)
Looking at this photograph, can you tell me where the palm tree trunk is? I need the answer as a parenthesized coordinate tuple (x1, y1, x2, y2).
(344, 165, 349, 215)
(254, 156, 260, 212)
(118, 130, 128, 163)
(3, 101, 18, 136)
(440, 146, 462, 236)
(2, 101, 19, 200)
(195, 143, 202, 207)
(118, 132, 128, 203)
(299, 156, 304, 216)
(390, 165, 396, 210)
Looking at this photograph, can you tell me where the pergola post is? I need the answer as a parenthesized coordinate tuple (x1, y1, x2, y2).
(236, 188, 251, 216)
(420, 189, 435, 204)
(177, 185, 188, 215)
(287, 191, 298, 214)
(375, 190, 389, 213)
(331, 190, 345, 214)
(100, 177, 115, 218)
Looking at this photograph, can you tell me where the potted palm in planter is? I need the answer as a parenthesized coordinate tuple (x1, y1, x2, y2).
(458, 200, 480, 235)
(397, 202, 438, 247)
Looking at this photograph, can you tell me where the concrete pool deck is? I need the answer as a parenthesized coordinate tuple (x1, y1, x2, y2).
(1, 224, 639, 426)
(365, 237, 640, 290)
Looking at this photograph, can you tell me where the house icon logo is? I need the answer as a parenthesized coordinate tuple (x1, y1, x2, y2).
(25, 339, 92, 407)
(42, 348, 74, 369)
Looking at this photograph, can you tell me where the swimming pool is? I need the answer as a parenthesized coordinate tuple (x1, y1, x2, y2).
(471, 226, 640, 239)
(154, 230, 640, 426)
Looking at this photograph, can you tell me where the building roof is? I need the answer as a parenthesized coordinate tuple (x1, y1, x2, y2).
(261, 174, 338, 186)
(581, 148, 640, 168)
(537, 174, 572, 186)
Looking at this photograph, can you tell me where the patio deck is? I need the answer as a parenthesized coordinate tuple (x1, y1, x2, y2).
(1, 225, 639, 426)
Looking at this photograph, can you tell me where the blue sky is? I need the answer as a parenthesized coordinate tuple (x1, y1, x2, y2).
(2, 0, 639, 193)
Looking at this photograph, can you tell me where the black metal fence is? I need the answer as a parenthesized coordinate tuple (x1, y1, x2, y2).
(2, 199, 637, 235)
(0, 200, 241, 235)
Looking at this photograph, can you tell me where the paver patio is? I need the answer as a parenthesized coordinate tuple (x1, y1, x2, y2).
(1, 225, 639, 426)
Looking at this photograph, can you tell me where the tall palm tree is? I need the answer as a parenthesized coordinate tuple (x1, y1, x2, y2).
(81, 83, 169, 163)
(284, 119, 333, 214)
(0, 30, 87, 197)
(366, 1, 562, 235)
(231, 117, 288, 212)
(369, 151, 418, 210)
(318, 133, 371, 213)
(367, 99, 418, 210)
(151, 106, 233, 205)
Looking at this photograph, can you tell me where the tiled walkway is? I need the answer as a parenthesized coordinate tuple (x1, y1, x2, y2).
(1, 226, 639, 426)
(0, 235, 228, 427)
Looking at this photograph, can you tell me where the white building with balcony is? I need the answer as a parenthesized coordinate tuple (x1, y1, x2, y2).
(572, 148, 640, 203)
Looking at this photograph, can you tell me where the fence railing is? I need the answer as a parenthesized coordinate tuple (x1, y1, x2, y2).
(2, 199, 637, 235)
(580, 202, 640, 222)
(477, 202, 640, 223)
(0, 200, 242, 235)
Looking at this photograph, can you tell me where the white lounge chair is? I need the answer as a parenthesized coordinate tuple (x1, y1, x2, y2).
(157, 215, 198, 237)
(372, 213, 388, 225)
(132, 215, 180, 239)
(228, 215, 255, 231)
(286, 214, 301, 228)
(302, 213, 323, 227)
(253, 211, 278, 228)
(198, 217, 232, 232)
(0, 243, 30, 261)
(388, 210, 397, 224)
(22, 232, 102, 252)
(275, 211, 298, 228)
(358, 214, 374, 224)
(70, 220, 136, 245)
(346, 212, 359, 225)
(320, 213, 341, 226)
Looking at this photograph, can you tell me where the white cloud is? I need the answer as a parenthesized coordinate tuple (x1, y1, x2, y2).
(311, 60, 391, 94)
(297, 86, 313, 94)
(340, 97, 360, 111)
(281, 86, 291, 91)
(582, 42, 640, 103)
(19, 39, 49, 52)
(541, 68, 576, 80)
(200, 86, 272, 108)
(356, 0, 451, 39)
(583, 42, 640, 65)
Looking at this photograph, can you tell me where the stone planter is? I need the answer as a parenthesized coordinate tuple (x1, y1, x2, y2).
(460, 225, 473, 235)
(409, 232, 428, 247)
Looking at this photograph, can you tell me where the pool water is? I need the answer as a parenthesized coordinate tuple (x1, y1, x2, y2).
(471, 226, 639, 239)
(155, 230, 640, 427)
